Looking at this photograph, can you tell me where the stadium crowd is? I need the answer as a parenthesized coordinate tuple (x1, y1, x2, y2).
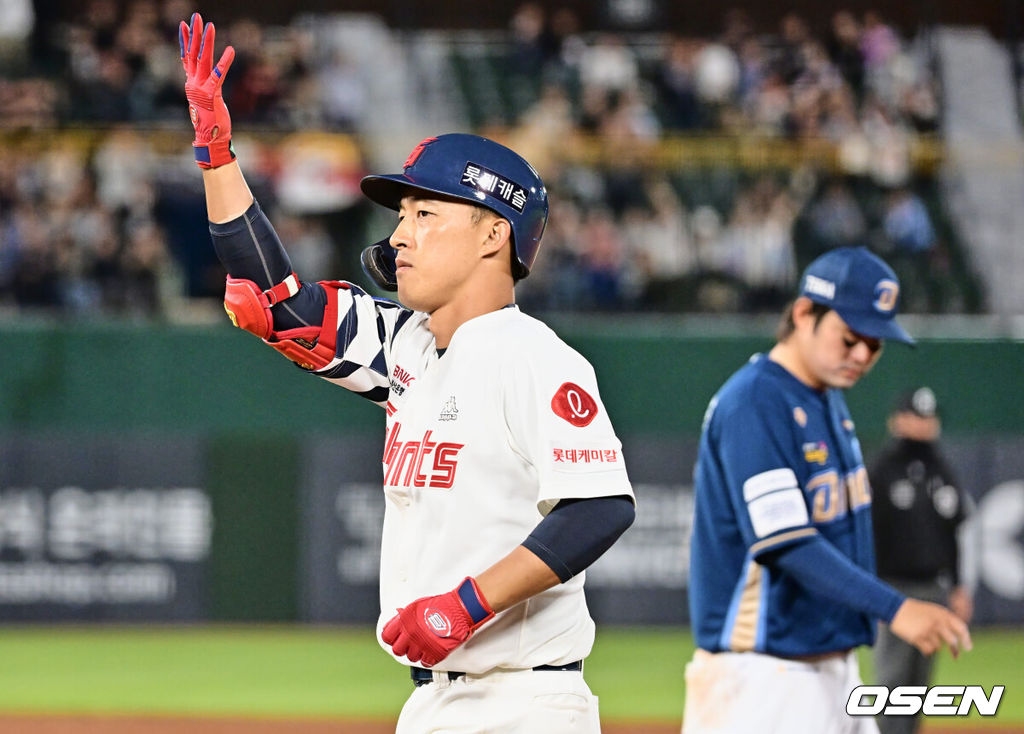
(0, 0, 976, 317)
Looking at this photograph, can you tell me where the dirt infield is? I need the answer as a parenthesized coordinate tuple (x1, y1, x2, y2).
(0, 715, 1019, 734)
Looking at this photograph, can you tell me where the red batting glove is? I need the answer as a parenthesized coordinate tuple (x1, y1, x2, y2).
(382, 577, 495, 667)
(179, 12, 236, 168)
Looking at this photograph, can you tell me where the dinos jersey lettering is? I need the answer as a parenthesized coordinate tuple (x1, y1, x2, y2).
(310, 286, 632, 673)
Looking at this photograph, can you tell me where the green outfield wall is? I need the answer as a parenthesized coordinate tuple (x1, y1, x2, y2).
(3, 321, 1022, 440)
(1, 321, 1022, 623)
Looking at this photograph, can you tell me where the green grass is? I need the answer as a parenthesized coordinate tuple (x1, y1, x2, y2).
(0, 626, 1019, 726)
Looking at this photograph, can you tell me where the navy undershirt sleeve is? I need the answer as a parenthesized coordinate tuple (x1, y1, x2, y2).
(208, 199, 326, 331)
(522, 495, 635, 582)
(763, 535, 906, 623)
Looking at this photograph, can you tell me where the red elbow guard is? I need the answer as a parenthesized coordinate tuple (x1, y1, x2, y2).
(223, 276, 282, 338)
(222, 273, 343, 372)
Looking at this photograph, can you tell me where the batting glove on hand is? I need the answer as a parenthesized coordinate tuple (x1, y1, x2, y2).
(382, 577, 495, 667)
(179, 12, 236, 169)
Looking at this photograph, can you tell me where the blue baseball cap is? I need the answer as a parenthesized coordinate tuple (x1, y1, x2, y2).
(799, 246, 914, 345)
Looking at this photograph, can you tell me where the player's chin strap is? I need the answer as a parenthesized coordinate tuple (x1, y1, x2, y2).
(360, 238, 398, 292)
(223, 272, 341, 371)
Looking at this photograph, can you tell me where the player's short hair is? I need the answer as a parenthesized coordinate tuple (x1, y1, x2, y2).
(467, 204, 522, 281)
(776, 299, 832, 341)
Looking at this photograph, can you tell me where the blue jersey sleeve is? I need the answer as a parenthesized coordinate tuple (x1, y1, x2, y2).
(711, 383, 819, 557)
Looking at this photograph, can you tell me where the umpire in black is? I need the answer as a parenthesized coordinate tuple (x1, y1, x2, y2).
(870, 386, 974, 734)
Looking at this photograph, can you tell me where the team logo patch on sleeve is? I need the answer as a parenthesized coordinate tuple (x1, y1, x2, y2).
(551, 383, 598, 427)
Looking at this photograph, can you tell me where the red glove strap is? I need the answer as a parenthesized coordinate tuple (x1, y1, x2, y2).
(193, 139, 235, 169)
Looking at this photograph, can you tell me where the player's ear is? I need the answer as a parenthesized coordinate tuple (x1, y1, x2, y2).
(479, 216, 512, 258)
(791, 297, 816, 331)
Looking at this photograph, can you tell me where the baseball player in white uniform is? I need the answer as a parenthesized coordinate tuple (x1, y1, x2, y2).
(179, 14, 636, 733)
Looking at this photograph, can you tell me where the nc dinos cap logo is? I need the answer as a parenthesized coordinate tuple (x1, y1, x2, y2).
(873, 279, 899, 313)
(423, 607, 452, 637)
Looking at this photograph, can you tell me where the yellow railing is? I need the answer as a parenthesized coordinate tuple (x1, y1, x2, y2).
(0, 126, 951, 174)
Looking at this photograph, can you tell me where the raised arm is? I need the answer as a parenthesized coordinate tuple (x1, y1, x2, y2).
(203, 162, 254, 224)
(180, 14, 330, 350)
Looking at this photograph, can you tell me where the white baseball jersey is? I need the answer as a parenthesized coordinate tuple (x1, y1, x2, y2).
(311, 284, 633, 673)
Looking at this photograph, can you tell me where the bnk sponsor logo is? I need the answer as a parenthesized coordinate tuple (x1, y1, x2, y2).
(847, 685, 1004, 717)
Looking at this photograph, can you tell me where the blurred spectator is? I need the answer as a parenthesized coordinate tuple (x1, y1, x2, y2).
(580, 207, 630, 310)
(775, 13, 812, 84)
(804, 178, 868, 251)
(0, 6, 977, 319)
(0, 78, 59, 127)
(579, 34, 638, 97)
(860, 11, 901, 70)
(621, 177, 696, 308)
(655, 37, 702, 130)
(507, 2, 547, 79)
(826, 10, 865, 98)
(545, 8, 585, 79)
(694, 42, 740, 108)
(0, 0, 34, 72)
(722, 175, 797, 301)
(883, 188, 935, 255)
(271, 211, 335, 280)
(861, 94, 912, 186)
(319, 49, 365, 130)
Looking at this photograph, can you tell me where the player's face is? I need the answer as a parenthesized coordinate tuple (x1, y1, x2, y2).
(798, 309, 883, 390)
(889, 412, 941, 441)
(389, 194, 497, 312)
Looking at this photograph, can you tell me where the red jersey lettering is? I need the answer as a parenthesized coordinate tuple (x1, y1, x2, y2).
(383, 422, 464, 489)
(430, 443, 465, 489)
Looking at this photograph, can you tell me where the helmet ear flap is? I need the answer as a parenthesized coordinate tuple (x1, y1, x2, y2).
(360, 239, 398, 292)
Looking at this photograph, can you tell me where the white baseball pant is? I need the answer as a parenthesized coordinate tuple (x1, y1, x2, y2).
(682, 648, 879, 734)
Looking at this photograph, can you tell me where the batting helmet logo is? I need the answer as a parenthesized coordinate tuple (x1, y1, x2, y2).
(403, 137, 437, 169)
(423, 608, 452, 637)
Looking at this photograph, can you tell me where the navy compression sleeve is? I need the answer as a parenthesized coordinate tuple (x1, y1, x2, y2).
(208, 199, 326, 331)
(522, 495, 635, 582)
(763, 535, 906, 623)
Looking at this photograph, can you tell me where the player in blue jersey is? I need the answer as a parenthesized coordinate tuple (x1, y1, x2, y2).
(683, 247, 972, 734)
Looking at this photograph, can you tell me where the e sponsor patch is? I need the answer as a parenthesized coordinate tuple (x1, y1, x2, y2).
(551, 382, 598, 427)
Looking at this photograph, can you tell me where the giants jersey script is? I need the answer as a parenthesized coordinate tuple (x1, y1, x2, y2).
(689, 354, 877, 657)
(308, 283, 633, 673)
